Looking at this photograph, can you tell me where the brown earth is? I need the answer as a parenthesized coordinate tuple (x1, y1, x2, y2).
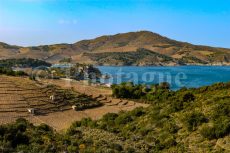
(0, 76, 148, 131)
(1, 31, 230, 65)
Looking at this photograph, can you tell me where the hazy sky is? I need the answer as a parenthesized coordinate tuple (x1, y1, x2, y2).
(0, 0, 230, 47)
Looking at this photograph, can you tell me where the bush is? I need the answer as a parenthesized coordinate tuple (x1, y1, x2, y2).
(0, 67, 27, 76)
(115, 114, 133, 125)
(66, 128, 82, 138)
(0, 58, 51, 67)
(157, 133, 177, 149)
(201, 117, 230, 139)
(183, 112, 207, 131)
(78, 118, 94, 127)
(181, 92, 195, 102)
(200, 125, 216, 139)
(99, 113, 120, 132)
(212, 99, 230, 119)
(110, 143, 123, 151)
(130, 107, 145, 117)
(163, 121, 179, 134)
(171, 100, 184, 112)
(102, 113, 118, 123)
(112, 82, 172, 101)
(37, 123, 53, 132)
(12, 133, 29, 148)
(214, 118, 230, 138)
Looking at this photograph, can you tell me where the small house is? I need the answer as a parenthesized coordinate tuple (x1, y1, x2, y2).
(28, 108, 35, 114)
(72, 105, 77, 110)
(50, 95, 55, 101)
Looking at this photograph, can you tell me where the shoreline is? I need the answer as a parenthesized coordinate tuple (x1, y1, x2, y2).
(96, 64, 230, 67)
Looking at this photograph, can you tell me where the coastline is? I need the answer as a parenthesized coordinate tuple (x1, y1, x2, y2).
(95, 63, 230, 67)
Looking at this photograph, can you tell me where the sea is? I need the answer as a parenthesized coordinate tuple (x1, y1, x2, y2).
(97, 66, 230, 90)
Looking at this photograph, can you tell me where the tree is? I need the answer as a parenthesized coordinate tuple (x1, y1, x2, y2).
(182, 92, 195, 102)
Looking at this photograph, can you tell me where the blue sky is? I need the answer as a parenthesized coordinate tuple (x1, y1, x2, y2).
(0, 0, 230, 47)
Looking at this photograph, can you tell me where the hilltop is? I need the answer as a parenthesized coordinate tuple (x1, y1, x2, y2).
(1, 31, 230, 65)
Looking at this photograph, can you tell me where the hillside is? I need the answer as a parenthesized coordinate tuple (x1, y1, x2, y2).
(0, 75, 147, 130)
(0, 81, 229, 152)
(1, 31, 230, 65)
(63, 82, 230, 152)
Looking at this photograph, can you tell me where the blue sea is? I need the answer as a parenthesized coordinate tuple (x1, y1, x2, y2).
(97, 66, 230, 90)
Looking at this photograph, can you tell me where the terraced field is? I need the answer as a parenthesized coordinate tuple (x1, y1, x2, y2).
(0, 75, 148, 130)
(0, 76, 72, 124)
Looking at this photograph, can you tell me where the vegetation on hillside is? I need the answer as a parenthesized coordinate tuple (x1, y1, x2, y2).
(0, 82, 229, 152)
(59, 57, 72, 63)
(0, 58, 101, 82)
(83, 48, 180, 66)
(0, 118, 97, 152)
(111, 82, 170, 101)
(50, 63, 102, 80)
(0, 58, 51, 68)
(1, 31, 230, 65)
(45, 85, 103, 110)
(71, 82, 230, 152)
(0, 67, 27, 76)
(180, 56, 208, 65)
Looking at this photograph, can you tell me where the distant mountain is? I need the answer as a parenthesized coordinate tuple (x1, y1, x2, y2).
(1, 31, 230, 65)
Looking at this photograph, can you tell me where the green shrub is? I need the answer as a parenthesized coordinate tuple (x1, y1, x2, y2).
(212, 99, 230, 119)
(157, 133, 177, 149)
(37, 123, 53, 132)
(139, 127, 151, 136)
(110, 143, 123, 151)
(12, 133, 29, 148)
(163, 121, 179, 134)
(201, 117, 230, 139)
(200, 125, 216, 139)
(112, 82, 173, 101)
(102, 113, 118, 124)
(182, 112, 207, 131)
(66, 127, 82, 137)
(115, 114, 133, 125)
(130, 107, 145, 117)
(181, 92, 195, 102)
(0, 67, 27, 76)
(0, 58, 51, 67)
(214, 117, 230, 138)
(171, 100, 184, 112)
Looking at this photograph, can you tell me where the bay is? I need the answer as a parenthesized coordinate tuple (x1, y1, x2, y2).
(97, 66, 230, 90)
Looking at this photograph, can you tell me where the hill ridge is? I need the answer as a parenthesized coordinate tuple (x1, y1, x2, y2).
(1, 31, 230, 65)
